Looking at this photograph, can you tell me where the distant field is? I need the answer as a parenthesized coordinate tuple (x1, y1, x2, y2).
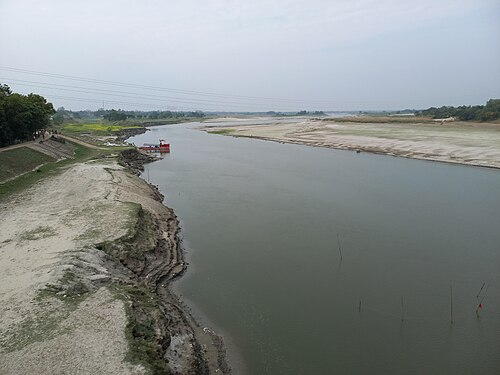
(62, 123, 142, 134)
(0, 147, 55, 183)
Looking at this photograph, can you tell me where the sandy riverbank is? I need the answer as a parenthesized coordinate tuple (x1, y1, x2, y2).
(0, 152, 229, 374)
(204, 118, 500, 169)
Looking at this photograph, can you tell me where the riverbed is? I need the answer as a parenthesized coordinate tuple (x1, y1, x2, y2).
(129, 120, 500, 374)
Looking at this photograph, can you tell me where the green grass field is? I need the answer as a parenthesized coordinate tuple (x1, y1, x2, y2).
(0, 147, 56, 183)
(62, 123, 142, 134)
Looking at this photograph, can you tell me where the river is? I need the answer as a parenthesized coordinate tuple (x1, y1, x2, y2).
(129, 120, 500, 375)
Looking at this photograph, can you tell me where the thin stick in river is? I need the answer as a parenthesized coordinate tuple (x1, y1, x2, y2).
(476, 280, 491, 314)
(476, 282, 486, 299)
(337, 233, 343, 261)
(450, 285, 454, 325)
(401, 296, 404, 322)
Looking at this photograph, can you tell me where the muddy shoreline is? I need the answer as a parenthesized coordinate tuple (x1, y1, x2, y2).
(118, 149, 231, 374)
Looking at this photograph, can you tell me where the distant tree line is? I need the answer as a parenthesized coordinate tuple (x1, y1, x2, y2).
(146, 110, 205, 120)
(266, 110, 325, 116)
(0, 84, 55, 147)
(53, 107, 206, 123)
(416, 99, 500, 121)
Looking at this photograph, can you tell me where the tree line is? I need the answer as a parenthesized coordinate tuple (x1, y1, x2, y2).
(0, 84, 55, 147)
(266, 110, 325, 116)
(415, 99, 500, 121)
(53, 107, 206, 123)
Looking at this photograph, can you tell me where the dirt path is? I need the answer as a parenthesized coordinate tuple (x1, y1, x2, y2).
(58, 134, 102, 149)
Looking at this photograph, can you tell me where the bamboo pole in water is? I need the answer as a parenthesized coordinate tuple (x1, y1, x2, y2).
(401, 296, 404, 322)
(476, 281, 491, 314)
(450, 285, 454, 325)
(476, 282, 486, 299)
(337, 233, 343, 261)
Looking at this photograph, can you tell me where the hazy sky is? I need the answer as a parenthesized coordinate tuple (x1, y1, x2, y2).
(1, 0, 499, 111)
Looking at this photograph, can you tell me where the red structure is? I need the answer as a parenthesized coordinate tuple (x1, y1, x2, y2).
(139, 139, 170, 153)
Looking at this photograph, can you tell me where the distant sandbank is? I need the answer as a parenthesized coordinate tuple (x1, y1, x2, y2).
(203, 118, 500, 169)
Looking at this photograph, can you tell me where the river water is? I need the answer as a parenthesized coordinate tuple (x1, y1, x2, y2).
(129, 121, 500, 375)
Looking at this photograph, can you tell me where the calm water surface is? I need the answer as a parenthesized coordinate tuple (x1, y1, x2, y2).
(129, 122, 500, 375)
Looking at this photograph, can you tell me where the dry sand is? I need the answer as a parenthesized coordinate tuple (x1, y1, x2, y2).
(205, 119, 500, 169)
(0, 158, 227, 374)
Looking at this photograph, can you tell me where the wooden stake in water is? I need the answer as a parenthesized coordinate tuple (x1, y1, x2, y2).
(337, 233, 343, 261)
(358, 300, 362, 313)
(450, 285, 454, 325)
(476, 281, 491, 314)
(476, 282, 486, 299)
(401, 296, 404, 322)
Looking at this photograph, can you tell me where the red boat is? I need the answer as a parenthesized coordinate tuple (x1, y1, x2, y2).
(139, 139, 170, 153)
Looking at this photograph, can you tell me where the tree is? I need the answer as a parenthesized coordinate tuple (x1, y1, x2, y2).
(416, 99, 500, 121)
(104, 109, 128, 121)
(0, 84, 55, 147)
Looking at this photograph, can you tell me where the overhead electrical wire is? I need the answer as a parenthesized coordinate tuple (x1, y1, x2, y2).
(0, 65, 335, 106)
(19, 93, 197, 111)
(1, 77, 299, 110)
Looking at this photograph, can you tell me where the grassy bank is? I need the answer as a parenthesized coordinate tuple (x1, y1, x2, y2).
(0, 147, 56, 183)
(0, 141, 116, 201)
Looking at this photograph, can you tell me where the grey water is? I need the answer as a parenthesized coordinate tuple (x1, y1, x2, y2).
(129, 122, 500, 375)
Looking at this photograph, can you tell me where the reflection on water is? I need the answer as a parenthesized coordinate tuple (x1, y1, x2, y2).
(129, 122, 500, 375)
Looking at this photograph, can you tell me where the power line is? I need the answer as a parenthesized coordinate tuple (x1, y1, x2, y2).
(17, 92, 211, 111)
(1, 77, 300, 110)
(0, 65, 336, 105)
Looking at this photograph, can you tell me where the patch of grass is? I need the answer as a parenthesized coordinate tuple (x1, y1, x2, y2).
(113, 284, 171, 375)
(62, 123, 142, 135)
(208, 128, 234, 135)
(3, 270, 89, 353)
(2, 307, 70, 352)
(36, 268, 92, 304)
(0, 147, 55, 183)
(20, 226, 57, 241)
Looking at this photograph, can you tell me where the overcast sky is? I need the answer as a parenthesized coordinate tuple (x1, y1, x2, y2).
(1, 0, 499, 111)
